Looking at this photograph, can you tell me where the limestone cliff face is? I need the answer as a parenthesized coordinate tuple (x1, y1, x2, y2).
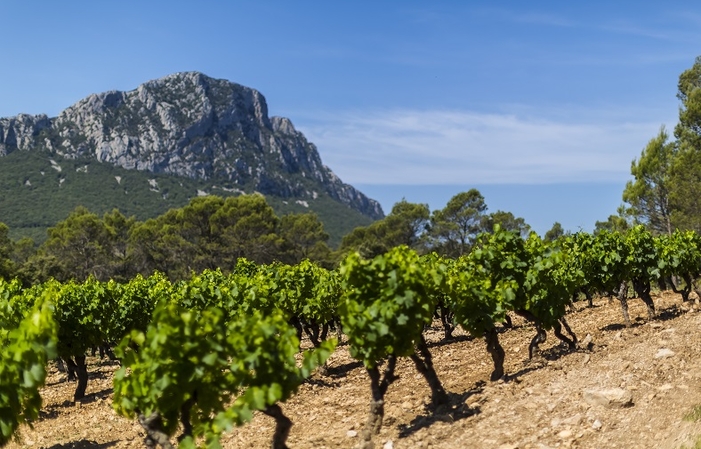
(0, 72, 383, 219)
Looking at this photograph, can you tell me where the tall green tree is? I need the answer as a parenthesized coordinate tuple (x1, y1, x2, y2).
(669, 56, 701, 232)
(35, 207, 116, 281)
(338, 200, 430, 259)
(622, 127, 675, 235)
(429, 189, 487, 257)
(623, 56, 701, 234)
(594, 206, 631, 234)
(544, 222, 566, 242)
(278, 213, 332, 266)
(0, 223, 14, 280)
(481, 210, 531, 237)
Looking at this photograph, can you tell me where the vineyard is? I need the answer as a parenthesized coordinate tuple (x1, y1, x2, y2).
(3, 225, 701, 448)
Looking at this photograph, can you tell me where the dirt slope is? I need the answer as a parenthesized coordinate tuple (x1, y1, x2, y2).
(8, 291, 701, 449)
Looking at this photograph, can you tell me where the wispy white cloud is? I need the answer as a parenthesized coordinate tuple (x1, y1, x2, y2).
(294, 108, 673, 185)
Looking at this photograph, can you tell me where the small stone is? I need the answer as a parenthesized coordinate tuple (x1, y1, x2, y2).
(401, 401, 413, 410)
(592, 420, 602, 430)
(582, 354, 591, 365)
(347, 430, 358, 438)
(383, 440, 394, 449)
(558, 430, 573, 439)
(583, 388, 633, 408)
(581, 333, 594, 350)
(655, 348, 675, 359)
(562, 414, 583, 426)
(658, 384, 673, 392)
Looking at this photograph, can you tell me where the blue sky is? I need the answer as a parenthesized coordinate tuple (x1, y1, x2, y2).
(1, 1, 700, 234)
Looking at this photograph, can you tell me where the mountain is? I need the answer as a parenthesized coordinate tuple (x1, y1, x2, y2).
(0, 72, 384, 245)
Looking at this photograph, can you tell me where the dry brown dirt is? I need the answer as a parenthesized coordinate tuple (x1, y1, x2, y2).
(8, 291, 701, 449)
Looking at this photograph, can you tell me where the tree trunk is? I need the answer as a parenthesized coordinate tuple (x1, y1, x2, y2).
(485, 328, 505, 381)
(360, 356, 397, 449)
(177, 395, 197, 444)
(438, 303, 454, 340)
(68, 355, 89, 401)
(633, 278, 656, 320)
(409, 335, 449, 407)
(138, 412, 175, 449)
(617, 280, 632, 327)
(554, 317, 577, 349)
(263, 404, 292, 449)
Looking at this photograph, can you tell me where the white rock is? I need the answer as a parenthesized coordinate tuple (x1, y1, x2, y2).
(346, 430, 357, 438)
(592, 420, 603, 430)
(654, 348, 675, 359)
(583, 388, 633, 408)
(383, 441, 394, 449)
(558, 429, 573, 439)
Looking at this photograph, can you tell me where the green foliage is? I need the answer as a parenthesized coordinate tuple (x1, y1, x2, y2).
(622, 127, 675, 235)
(0, 149, 374, 248)
(621, 56, 701, 234)
(338, 200, 430, 259)
(113, 302, 334, 447)
(586, 230, 628, 293)
(657, 230, 701, 280)
(624, 225, 662, 283)
(0, 224, 14, 280)
(0, 293, 57, 446)
(522, 234, 583, 329)
(594, 207, 630, 234)
(429, 189, 488, 257)
(278, 213, 332, 265)
(53, 279, 112, 358)
(544, 222, 566, 242)
(339, 246, 442, 368)
(481, 211, 531, 238)
(267, 260, 339, 327)
(445, 226, 528, 336)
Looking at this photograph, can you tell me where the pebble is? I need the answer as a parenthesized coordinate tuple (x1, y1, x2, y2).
(347, 430, 358, 438)
(562, 414, 583, 426)
(655, 348, 675, 359)
(592, 420, 603, 430)
(558, 429, 573, 439)
(583, 388, 633, 408)
(383, 440, 394, 449)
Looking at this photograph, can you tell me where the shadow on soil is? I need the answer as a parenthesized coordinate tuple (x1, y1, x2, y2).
(40, 388, 114, 420)
(327, 360, 364, 379)
(600, 304, 686, 332)
(398, 382, 485, 438)
(425, 334, 473, 349)
(42, 440, 118, 449)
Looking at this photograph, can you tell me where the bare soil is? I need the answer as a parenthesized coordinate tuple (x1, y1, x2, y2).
(8, 291, 701, 449)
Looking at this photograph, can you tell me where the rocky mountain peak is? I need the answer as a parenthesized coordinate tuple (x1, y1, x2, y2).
(0, 72, 384, 219)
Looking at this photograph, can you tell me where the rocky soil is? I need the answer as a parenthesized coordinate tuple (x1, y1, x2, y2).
(8, 291, 701, 449)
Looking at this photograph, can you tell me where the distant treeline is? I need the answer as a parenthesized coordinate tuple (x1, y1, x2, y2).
(0, 189, 576, 284)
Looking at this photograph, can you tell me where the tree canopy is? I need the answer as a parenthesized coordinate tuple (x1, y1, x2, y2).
(623, 56, 701, 234)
